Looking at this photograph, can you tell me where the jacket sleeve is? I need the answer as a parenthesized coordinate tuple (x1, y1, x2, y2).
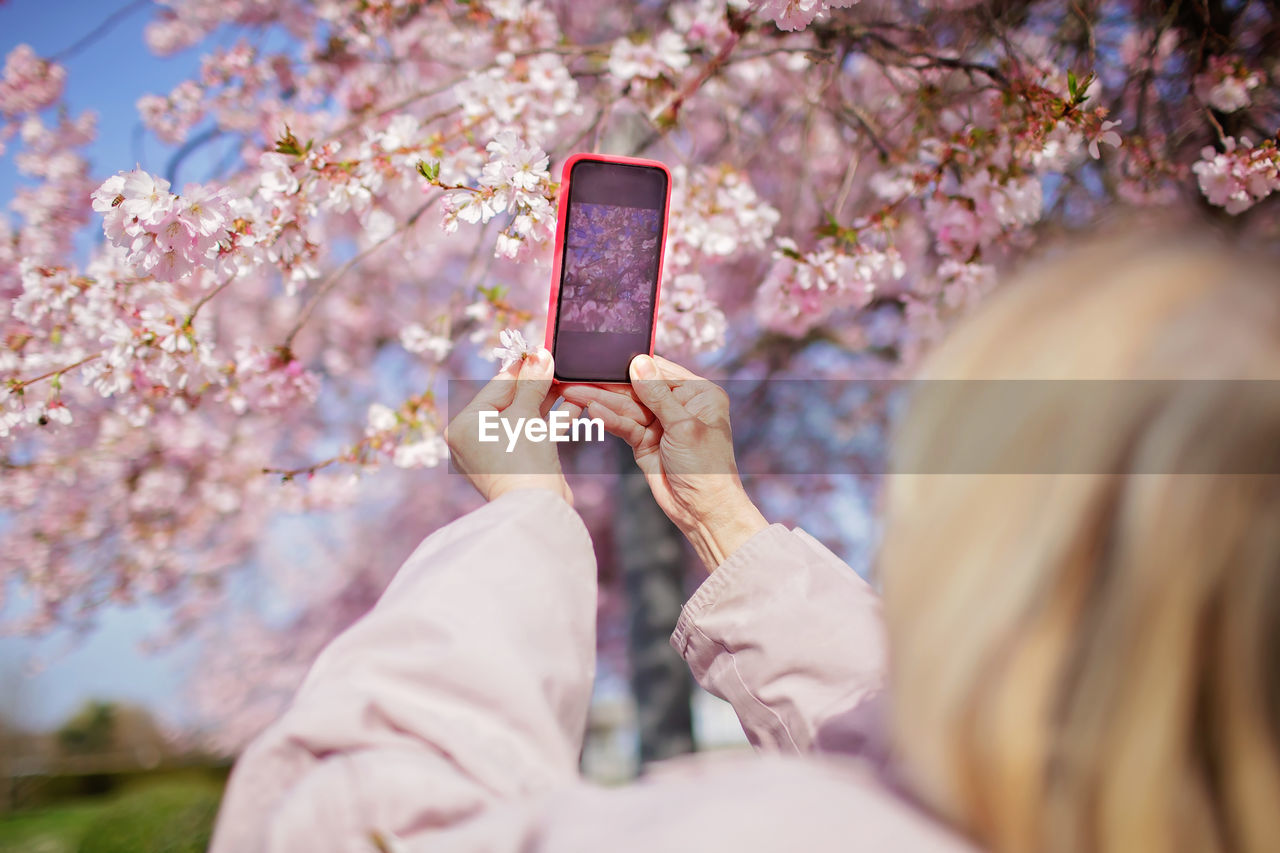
(209, 488, 598, 853)
(670, 524, 890, 760)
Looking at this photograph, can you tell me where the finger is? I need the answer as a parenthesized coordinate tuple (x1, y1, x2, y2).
(509, 348, 555, 415)
(630, 354, 689, 426)
(586, 401, 648, 447)
(560, 384, 653, 425)
(559, 382, 643, 406)
(539, 388, 564, 419)
(467, 359, 522, 411)
(559, 401, 583, 421)
(632, 443, 668, 489)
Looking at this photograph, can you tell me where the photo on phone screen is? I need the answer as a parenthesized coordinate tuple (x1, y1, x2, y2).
(552, 158, 669, 382)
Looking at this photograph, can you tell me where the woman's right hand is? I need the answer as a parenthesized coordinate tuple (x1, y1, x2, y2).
(560, 354, 768, 572)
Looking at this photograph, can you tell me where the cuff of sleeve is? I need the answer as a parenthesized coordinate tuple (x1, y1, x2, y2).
(488, 486, 593, 556)
(669, 522, 793, 658)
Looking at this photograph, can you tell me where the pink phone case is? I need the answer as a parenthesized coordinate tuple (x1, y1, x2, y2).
(544, 152, 673, 377)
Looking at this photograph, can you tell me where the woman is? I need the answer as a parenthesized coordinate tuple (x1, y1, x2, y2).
(210, 236, 1280, 852)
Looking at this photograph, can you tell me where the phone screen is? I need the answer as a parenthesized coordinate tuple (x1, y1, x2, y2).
(552, 159, 669, 382)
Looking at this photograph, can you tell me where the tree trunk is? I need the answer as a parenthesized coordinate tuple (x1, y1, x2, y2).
(614, 442, 695, 764)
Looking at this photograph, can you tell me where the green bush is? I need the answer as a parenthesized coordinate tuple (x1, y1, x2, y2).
(0, 800, 107, 853)
(75, 782, 221, 853)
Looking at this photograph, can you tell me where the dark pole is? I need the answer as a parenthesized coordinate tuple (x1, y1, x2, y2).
(613, 440, 695, 764)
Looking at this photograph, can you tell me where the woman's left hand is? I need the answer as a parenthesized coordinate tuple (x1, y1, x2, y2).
(445, 348, 576, 506)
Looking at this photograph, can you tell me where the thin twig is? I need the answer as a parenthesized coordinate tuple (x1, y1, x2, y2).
(51, 0, 151, 63)
(1204, 107, 1228, 145)
(855, 30, 1009, 87)
(7, 353, 102, 394)
(280, 194, 441, 350)
(185, 273, 237, 325)
(649, 28, 745, 127)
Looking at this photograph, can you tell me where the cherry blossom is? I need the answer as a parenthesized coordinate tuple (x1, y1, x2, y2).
(1192, 137, 1280, 214)
(491, 328, 535, 370)
(91, 169, 233, 282)
(1194, 57, 1264, 114)
(0, 44, 65, 116)
(400, 323, 453, 361)
(657, 273, 726, 353)
(1088, 120, 1123, 160)
(757, 0, 860, 32)
(1, 0, 1277, 751)
(608, 32, 692, 83)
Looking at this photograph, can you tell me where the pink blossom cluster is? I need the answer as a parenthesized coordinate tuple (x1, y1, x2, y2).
(224, 343, 320, 414)
(364, 400, 449, 470)
(399, 322, 453, 362)
(144, 0, 309, 56)
(8, 112, 98, 262)
(936, 259, 997, 310)
(0, 45, 65, 116)
(137, 81, 206, 145)
(670, 0, 742, 48)
(608, 32, 692, 83)
(757, 236, 906, 336)
(1192, 137, 1280, 214)
(440, 131, 556, 261)
(91, 170, 233, 282)
(656, 273, 727, 353)
(925, 171, 1044, 260)
(656, 165, 779, 353)
(667, 165, 780, 261)
(1194, 56, 1264, 114)
(455, 51, 582, 145)
(757, 0, 860, 31)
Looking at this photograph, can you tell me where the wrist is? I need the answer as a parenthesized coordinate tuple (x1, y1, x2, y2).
(683, 488, 768, 573)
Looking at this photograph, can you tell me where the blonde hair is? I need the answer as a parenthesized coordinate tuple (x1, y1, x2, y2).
(879, 235, 1280, 853)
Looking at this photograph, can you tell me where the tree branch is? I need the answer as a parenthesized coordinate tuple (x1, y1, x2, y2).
(7, 353, 102, 395)
(280, 194, 441, 351)
(51, 0, 151, 63)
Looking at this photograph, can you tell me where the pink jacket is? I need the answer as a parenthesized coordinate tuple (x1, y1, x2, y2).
(210, 489, 975, 852)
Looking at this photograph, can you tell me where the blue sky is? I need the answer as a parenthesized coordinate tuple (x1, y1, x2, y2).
(0, 0, 211, 199)
(0, 0, 215, 732)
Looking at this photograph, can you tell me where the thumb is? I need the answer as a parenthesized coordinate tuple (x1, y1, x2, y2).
(467, 359, 522, 411)
(509, 347, 555, 414)
(630, 354, 687, 426)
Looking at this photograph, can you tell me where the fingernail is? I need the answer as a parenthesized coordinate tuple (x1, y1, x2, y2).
(526, 348, 552, 374)
(630, 355, 655, 379)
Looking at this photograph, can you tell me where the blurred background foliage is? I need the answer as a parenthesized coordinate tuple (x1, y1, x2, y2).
(1, 701, 226, 852)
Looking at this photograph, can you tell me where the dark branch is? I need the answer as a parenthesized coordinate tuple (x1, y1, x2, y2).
(51, 0, 151, 63)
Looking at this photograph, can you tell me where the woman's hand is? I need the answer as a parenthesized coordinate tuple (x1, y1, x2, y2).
(445, 348, 575, 506)
(561, 354, 767, 572)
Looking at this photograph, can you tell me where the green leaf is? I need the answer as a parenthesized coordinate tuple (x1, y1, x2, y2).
(417, 160, 441, 183)
(274, 126, 305, 157)
(1067, 70, 1078, 100)
(477, 283, 509, 303)
(1077, 72, 1095, 102)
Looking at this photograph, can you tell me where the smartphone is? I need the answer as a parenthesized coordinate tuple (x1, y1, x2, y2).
(545, 153, 672, 383)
